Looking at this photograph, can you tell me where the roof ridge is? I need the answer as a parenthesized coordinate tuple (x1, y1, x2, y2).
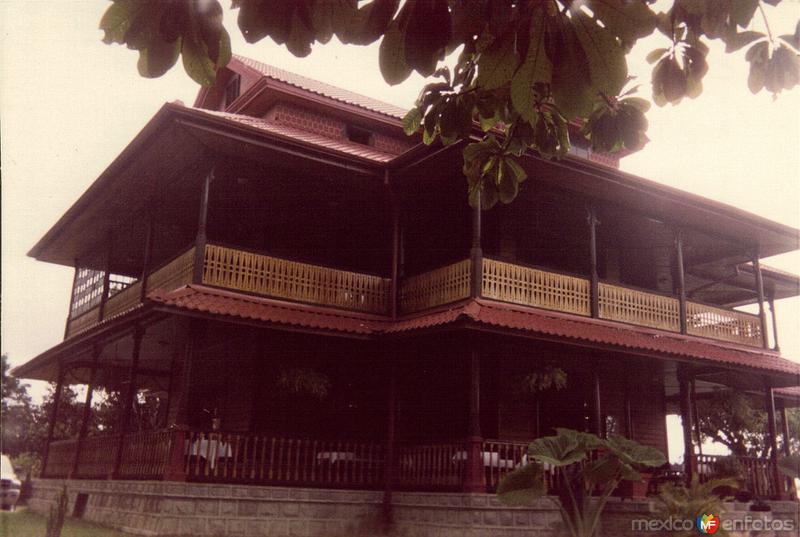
(232, 54, 408, 119)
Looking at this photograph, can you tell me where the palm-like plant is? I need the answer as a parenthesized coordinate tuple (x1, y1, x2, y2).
(497, 428, 666, 537)
(654, 476, 738, 537)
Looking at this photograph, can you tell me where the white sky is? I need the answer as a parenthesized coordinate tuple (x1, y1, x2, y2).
(2, 2, 798, 462)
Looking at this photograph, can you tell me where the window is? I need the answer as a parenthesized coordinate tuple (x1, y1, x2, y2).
(224, 74, 241, 107)
(346, 124, 374, 146)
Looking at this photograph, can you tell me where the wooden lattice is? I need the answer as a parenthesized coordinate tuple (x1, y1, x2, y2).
(399, 259, 471, 313)
(203, 244, 390, 314)
(598, 282, 680, 331)
(70, 267, 104, 318)
(482, 258, 590, 316)
(147, 247, 195, 292)
(687, 301, 762, 347)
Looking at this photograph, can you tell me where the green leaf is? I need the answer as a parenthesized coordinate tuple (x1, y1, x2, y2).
(571, 11, 629, 99)
(379, 18, 412, 85)
(286, 10, 315, 57)
(603, 435, 667, 469)
(511, 12, 551, 122)
(504, 156, 527, 183)
(729, 0, 758, 29)
(181, 19, 217, 86)
(497, 463, 547, 506)
(137, 37, 181, 78)
(403, 0, 451, 77)
(586, 0, 658, 52)
(402, 108, 423, 135)
(646, 48, 668, 65)
(100, 0, 137, 45)
(476, 30, 519, 90)
(724, 30, 765, 53)
(527, 428, 597, 467)
(778, 21, 800, 51)
(549, 21, 594, 119)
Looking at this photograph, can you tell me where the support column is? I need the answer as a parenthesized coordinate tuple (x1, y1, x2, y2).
(138, 205, 156, 301)
(162, 320, 196, 481)
(98, 242, 112, 322)
(678, 368, 696, 485)
(113, 325, 144, 478)
(592, 364, 603, 437)
(675, 230, 687, 334)
(764, 383, 785, 499)
(192, 169, 213, 284)
(41, 363, 66, 478)
(587, 207, 599, 318)
(71, 347, 100, 478)
(691, 378, 703, 458)
(387, 174, 401, 319)
(768, 297, 780, 352)
(624, 379, 633, 439)
(752, 254, 770, 349)
(470, 191, 482, 298)
(382, 355, 398, 527)
(463, 346, 484, 492)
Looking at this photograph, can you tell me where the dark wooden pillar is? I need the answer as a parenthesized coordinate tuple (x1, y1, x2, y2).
(470, 191, 482, 298)
(779, 402, 792, 457)
(587, 207, 599, 318)
(691, 378, 703, 458)
(674, 230, 687, 334)
(98, 242, 113, 322)
(624, 379, 633, 439)
(592, 364, 603, 437)
(113, 325, 145, 478)
(138, 206, 156, 301)
(678, 368, 696, 485)
(382, 356, 398, 527)
(192, 169, 213, 284)
(768, 297, 780, 352)
(387, 173, 401, 319)
(764, 382, 785, 498)
(752, 254, 770, 349)
(463, 347, 484, 492)
(162, 321, 196, 481)
(71, 347, 99, 478)
(41, 363, 66, 478)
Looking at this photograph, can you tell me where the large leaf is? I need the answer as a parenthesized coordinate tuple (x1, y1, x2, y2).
(379, 18, 412, 85)
(100, 0, 137, 45)
(548, 18, 594, 119)
(137, 37, 181, 78)
(586, 0, 657, 51)
(604, 435, 667, 469)
(511, 11, 551, 122)
(527, 428, 597, 467)
(570, 10, 628, 99)
(476, 30, 520, 91)
(497, 463, 547, 506)
(403, 0, 451, 77)
(182, 17, 217, 86)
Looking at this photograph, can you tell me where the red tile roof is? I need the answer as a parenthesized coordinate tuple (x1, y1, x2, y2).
(148, 286, 800, 378)
(233, 55, 408, 119)
(179, 105, 395, 163)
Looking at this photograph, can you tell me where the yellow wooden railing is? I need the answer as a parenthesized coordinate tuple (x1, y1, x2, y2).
(687, 301, 763, 347)
(202, 244, 390, 314)
(482, 258, 591, 316)
(598, 282, 681, 332)
(399, 260, 472, 314)
(147, 247, 195, 292)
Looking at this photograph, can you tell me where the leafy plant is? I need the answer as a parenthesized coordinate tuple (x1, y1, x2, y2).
(654, 477, 738, 537)
(515, 365, 568, 397)
(275, 366, 331, 400)
(498, 428, 666, 537)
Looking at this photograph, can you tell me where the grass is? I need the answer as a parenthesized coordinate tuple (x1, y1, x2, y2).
(0, 507, 131, 537)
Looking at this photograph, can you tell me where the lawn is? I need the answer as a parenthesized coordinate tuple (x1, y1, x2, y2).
(0, 508, 131, 537)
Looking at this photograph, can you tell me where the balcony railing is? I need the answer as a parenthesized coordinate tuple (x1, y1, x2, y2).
(64, 248, 764, 348)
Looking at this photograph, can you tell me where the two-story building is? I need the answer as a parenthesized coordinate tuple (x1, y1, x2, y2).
(14, 55, 800, 537)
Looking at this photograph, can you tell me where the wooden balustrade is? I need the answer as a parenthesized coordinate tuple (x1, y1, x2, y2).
(102, 280, 143, 319)
(687, 302, 763, 347)
(394, 441, 465, 490)
(696, 454, 780, 498)
(399, 260, 471, 313)
(146, 247, 195, 292)
(65, 307, 101, 339)
(43, 438, 77, 478)
(74, 434, 119, 479)
(184, 431, 385, 489)
(118, 430, 174, 480)
(203, 244, 390, 314)
(598, 282, 680, 331)
(481, 440, 528, 492)
(482, 258, 590, 316)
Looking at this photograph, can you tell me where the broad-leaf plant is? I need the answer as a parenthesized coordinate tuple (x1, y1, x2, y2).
(100, 1, 799, 208)
(497, 428, 666, 537)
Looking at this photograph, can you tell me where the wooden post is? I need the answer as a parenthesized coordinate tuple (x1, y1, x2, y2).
(382, 356, 397, 527)
(752, 254, 769, 349)
(113, 325, 144, 478)
(764, 383, 785, 499)
(138, 205, 156, 301)
(463, 347, 484, 492)
(41, 363, 66, 478)
(678, 369, 696, 485)
(691, 378, 703, 458)
(768, 297, 780, 352)
(192, 169, 213, 284)
(98, 243, 112, 322)
(592, 364, 603, 437)
(470, 191, 482, 298)
(675, 230, 687, 334)
(387, 173, 400, 319)
(71, 347, 99, 478)
(587, 207, 599, 318)
(162, 426, 188, 481)
(624, 379, 633, 439)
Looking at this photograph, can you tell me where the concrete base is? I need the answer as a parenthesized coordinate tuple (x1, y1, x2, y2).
(28, 479, 800, 537)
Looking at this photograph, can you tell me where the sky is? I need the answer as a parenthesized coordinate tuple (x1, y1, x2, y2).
(2, 2, 799, 462)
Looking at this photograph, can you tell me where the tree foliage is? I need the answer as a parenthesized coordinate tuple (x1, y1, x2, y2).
(100, 1, 799, 208)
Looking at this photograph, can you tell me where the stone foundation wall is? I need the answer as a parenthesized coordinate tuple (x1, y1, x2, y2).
(28, 479, 799, 537)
